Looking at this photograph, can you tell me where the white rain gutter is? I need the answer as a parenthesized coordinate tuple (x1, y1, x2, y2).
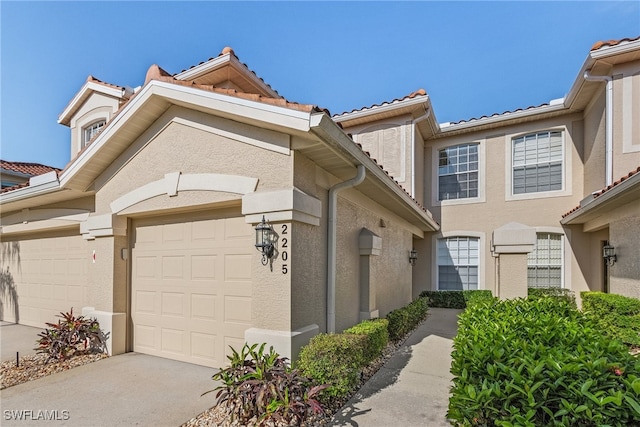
(327, 164, 366, 333)
(584, 71, 613, 186)
(411, 107, 431, 196)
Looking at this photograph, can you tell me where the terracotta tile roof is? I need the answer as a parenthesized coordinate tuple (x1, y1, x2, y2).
(562, 166, 640, 218)
(591, 36, 640, 51)
(177, 46, 282, 98)
(334, 89, 428, 117)
(86, 75, 124, 91)
(1, 160, 60, 176)
(145, 64, 319, 113)
(447, 102, 552, 126)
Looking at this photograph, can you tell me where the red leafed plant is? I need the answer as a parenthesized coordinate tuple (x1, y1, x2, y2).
(35, 308, 109, 363)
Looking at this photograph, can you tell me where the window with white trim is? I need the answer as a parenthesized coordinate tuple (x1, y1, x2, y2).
(512, 131, 562, 194)
(82, 120, 106, 148)
(438, 143, 479, 200)
(527, 233, 562, 288)
(437, 236, 479, 290)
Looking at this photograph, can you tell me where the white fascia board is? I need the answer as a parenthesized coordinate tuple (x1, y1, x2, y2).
(173, 53, 232, 81)
(0, 179, 61, 204)
(561, 172, 640, 225)
(310, 113, 439, 232)
(333, 95, 429, 123)
(59, 80, 311, 188)
(438, 103, 568, 133)
(58, 81, 124, 124)
(590, 39, 640, 60)
(174, 54, 280, 98)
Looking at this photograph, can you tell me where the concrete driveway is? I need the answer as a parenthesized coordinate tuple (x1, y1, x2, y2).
(0, 352, 219, 426)
(1, 321, 42, 362)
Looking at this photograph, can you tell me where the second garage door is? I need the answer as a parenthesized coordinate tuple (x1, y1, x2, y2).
(132, 212, 253, 367)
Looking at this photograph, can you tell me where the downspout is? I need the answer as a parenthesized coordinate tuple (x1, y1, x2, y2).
(411, 107, 431, 197)
(327, 164, 366, 333)
(584, 71, 613, 186)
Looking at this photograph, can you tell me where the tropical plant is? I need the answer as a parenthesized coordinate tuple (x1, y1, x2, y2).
(204, 343, 327, 425)
(35, 308, 108, 363)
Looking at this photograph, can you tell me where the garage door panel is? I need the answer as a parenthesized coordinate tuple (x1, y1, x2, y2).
(132, 213, 253, 367)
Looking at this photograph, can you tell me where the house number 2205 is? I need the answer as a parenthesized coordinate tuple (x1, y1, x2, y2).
(281, 224, 289, 274)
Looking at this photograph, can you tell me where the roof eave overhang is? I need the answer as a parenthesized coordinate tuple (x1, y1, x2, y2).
(58, 81, 125, 126)
(561, 172, 640, 225)
(59, 80, 312, 191)
(333, 95, 431, 124)
(173, 53, 281, 99)
(310, 112, 439, 233)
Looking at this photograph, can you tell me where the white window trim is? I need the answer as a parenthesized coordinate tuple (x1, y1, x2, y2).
(532, 227, 570, 290)
(431, 139, 486, 207)
(432, 230, 485, 291)
(505, 128, 572, 201)
(82, 119, 106, 149)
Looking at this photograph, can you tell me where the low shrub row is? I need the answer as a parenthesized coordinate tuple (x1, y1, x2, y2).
(582, 291, 640, 347)
(449, 297, 640, 426)
(528, 287, 576, 307)
(386, 296, 429, 341)
(298, 298, 427, 404)
(420, 290, 493, 309)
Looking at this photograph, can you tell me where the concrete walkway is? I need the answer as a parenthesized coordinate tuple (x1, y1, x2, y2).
(332, 307, 462, 427)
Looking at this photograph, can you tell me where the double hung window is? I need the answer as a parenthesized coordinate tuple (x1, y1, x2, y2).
(527, 233, 562, 288)
(512, 131, 562, 194)
(438, 143, 479, 201)
(437, 236, 479, 290)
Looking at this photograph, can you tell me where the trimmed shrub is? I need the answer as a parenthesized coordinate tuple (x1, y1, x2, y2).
(449, 297, 640, 426)
(386, 297, 428, 342)
(420, 290, 494, 309)
(582, 292, 640, 347)
(528, 287, 576, 307)
(344, 318, 389, 364)
(297, 333, 368, 402)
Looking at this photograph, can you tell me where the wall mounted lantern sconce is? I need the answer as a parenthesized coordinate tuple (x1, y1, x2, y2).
(603, 243, 617, 266)
(409, 249, 418, 266)
(255, 215, 275, 267)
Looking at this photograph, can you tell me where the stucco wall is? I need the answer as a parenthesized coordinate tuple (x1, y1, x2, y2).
(608, 208, 640, 299)
(95, 112, 292, 215)
(420, 114, 584, 296)
(583, 90, 606, 194)
(612, 61, 640, 178)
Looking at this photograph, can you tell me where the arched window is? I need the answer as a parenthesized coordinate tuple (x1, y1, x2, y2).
(82, 120, 106, 148)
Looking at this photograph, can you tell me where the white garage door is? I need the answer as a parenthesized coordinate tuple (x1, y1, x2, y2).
(1, 234, 88, 327)
(132, 212, 253, 367)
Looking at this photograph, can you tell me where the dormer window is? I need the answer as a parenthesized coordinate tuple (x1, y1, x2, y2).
(82, 120, 106, 148)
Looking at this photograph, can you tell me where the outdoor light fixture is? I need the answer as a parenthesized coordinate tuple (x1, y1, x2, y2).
(255, 215, 275, 267)
(603, 243, 617, 266)
(409, 249, 418, 266)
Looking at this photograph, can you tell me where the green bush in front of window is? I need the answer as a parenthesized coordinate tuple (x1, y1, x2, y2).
(420, 290, 494, 309)
(449, 297, 640, 426)
(528, 287, 576, 307)
(582, 292, 640, 347)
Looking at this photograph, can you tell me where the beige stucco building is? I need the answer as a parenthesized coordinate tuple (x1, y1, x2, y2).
(1, 37, 639, 366)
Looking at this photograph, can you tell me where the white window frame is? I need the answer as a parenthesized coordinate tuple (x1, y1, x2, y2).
(505, 127, 572, 201)
(437, 143, 480, 202)
(431, 139, 485, 206)
(82, 119, 106, 148)
(527, 232, 564, 289)
(433, 232, 484, 291)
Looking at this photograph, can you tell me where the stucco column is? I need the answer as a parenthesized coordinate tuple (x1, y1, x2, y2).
(492, 222, 536, 300)
(359, 228, 381, 320)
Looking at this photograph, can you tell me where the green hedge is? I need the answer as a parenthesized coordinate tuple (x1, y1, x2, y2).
(528, 287, 576, 307)
(449, 297, 640, 426)
(582, 292, 640, 347)
(420, 290, 494, 309)
(343, 318, 389, 364)
(386, 297, 428, 342)
(297, 333, 367, 402)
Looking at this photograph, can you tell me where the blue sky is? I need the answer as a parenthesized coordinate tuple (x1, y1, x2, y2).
(1, 1, 639, 169)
